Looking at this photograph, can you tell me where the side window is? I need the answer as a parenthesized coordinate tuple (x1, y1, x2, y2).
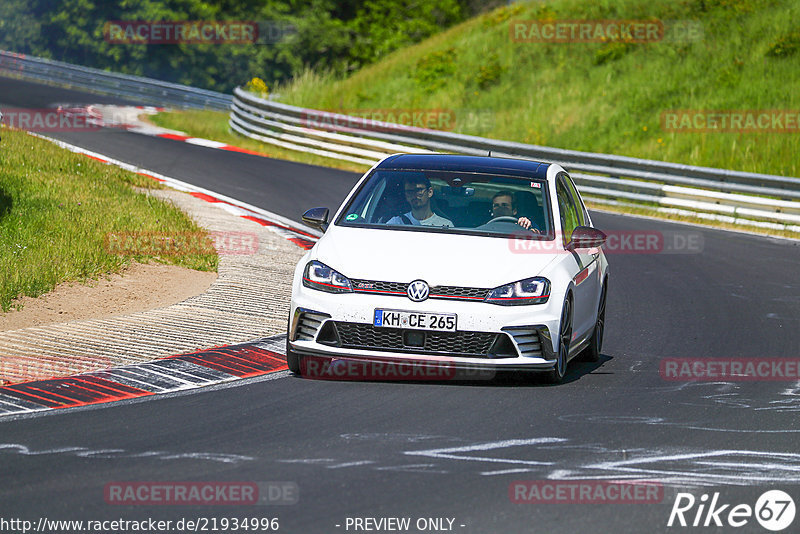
(556, 177, 580, 246)
(562, 173, 587, 227)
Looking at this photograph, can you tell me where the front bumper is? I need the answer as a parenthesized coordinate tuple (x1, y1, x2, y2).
(288, 288, 562, 371)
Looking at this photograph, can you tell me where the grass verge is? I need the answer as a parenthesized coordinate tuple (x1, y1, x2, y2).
(0, 127, 217, 312)
(275, 0, 800, 178)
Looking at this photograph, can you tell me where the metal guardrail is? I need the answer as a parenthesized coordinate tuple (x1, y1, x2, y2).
(0, 50, 231, 111)
(230, 88, 800, 231)
(1, 50, 796, 231)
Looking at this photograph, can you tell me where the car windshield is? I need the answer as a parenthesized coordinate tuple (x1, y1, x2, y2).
(335, 169, 553, 238)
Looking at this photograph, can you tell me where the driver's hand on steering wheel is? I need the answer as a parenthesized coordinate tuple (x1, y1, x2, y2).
(516, 217, 541, 234)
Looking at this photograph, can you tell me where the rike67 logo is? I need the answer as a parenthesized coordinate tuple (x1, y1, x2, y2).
(668, 490, 795, 531)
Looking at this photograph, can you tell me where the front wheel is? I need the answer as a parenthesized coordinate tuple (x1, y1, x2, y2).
(543, 297, 571, 384)
(286, 337, 302, 374)
(581, 281, 607, 363)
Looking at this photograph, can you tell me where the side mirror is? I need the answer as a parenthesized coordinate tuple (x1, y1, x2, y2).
(302, 207, 330, 232)
(569, 226, 607, 250)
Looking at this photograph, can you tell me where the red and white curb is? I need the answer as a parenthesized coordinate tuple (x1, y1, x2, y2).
(31, 132, 321, 250)
(135, 130, 267, 157)
(0, 336, 288, 417)
(86, 104, 268, 157)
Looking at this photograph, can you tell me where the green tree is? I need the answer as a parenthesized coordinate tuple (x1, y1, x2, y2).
(0, 0, 476, 92)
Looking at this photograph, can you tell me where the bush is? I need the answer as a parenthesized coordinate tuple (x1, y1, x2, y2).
(766, 30, 800, 57)
(245, 77, 269, 97)
(473, 53, 504, 90)
(413, 48, 458, 91)
(594, 41, 633, 65)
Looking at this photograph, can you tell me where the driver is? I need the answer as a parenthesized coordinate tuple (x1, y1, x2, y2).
(489, 190, 537, 232)
(387, 176, 453, 227)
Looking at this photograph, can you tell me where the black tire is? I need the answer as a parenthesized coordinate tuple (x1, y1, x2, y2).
(543, 297, 572, 384)
(286, 337, 301, 374)
(581, 280, 607, 363)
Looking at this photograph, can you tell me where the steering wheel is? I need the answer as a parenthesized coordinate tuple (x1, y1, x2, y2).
(486, 216, 520, 224)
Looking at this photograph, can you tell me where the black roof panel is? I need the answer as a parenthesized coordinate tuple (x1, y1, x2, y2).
(377, 154, 551, 180)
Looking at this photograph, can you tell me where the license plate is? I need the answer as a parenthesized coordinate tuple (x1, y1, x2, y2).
(374, 309, 457, 332)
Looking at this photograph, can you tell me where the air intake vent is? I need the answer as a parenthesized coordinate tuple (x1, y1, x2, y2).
(295, 311, 329, 341)
(503, 328, 543, 358)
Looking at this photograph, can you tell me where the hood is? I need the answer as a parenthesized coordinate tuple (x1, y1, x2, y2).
(312, 225, 561, 288)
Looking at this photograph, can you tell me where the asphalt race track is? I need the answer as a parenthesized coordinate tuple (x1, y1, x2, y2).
(2, 76, 799, 533)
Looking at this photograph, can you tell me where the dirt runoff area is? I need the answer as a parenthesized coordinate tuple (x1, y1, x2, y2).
(0, 262, 216, 331)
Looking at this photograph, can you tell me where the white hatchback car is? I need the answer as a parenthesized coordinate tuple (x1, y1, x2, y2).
(286, 154, 609, 383)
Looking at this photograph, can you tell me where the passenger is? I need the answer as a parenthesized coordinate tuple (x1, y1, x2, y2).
(387, 176, 453, 227)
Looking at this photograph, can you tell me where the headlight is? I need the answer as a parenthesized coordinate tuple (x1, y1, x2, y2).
(484, 277, 550, 305)
(302, 261, 353, 293)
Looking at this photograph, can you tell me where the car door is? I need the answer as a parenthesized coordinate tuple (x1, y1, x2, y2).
(556, 173, 599, 346)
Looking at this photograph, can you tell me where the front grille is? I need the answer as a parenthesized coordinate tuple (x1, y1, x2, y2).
(430, 286, 490, 300)
(350, 279, 490, 301)
(351, 280, 406, 294)
(333, 322, 500, 357)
